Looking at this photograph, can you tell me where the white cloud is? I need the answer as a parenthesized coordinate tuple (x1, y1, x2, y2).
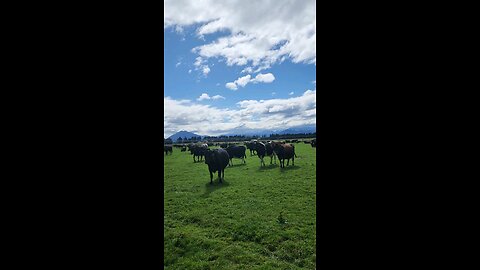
(211, 95, 225, 100)
(164, 89, 316, 138)
(312, 80, 316, 84)
(225, 82, 238, 90)
(197, 93, 225, 101)
(197, 93, 210, 101)
(202, 66, 210, 75)
(176, 62, 181, 67)
(241, 67, 253, 74)
(225, 73, 275, 89)
(164, 0, 316, 69)
(174, 25, 184, 34)
(188, 69, 192, 74)
(235, 75, 251, 87)
(251, 73, 275, 83)
(271, 92, 276, 96)
(193, 57, 211, 77)
(289, 91, 294, 95)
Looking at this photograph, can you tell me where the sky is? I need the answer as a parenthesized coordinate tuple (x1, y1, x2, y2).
(164, 0, 316, 138)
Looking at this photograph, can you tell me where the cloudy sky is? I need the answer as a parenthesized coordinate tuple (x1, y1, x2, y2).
(164, 0, 316, 138)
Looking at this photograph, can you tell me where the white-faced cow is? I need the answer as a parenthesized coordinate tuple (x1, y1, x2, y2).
(255, 141, 277, 166)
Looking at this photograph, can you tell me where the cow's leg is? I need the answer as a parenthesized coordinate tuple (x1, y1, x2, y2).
(292, 156, 294, 166)
(287, 159, 290, 166)
(209, 171, 213, 184)
(218, 170, 222, 183)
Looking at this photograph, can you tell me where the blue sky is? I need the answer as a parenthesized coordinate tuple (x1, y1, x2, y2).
(164, 0, 316, 138)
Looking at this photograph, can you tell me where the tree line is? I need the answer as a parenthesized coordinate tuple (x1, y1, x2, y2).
(164, 132, 316, 144)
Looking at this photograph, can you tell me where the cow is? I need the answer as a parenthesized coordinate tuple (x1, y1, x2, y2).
(304, 140, 311, 144)
(190, 143, 208, 162)
(246, 141, 257, 156)
(219, 142, 228, 148)
(204, 148, 230, 184)
(181, 146, 187, 152)
(255, 141, 277, 166)
(225, 145, 246, 166)
(164, 145, 173, 155)
(272, 143, 296, 168)
(311, 139, 317, 148)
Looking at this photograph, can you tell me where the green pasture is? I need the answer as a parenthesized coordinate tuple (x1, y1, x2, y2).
(164, 142, 317, 269)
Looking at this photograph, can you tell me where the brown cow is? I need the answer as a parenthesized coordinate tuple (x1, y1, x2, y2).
(272, 143, 296, 168)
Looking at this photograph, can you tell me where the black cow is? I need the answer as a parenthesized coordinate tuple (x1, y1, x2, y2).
(181, 146, 187, 152)
(246, 142, 257, 156)
(190, 143, 208, 162)
(255, 142, 277, 166)
(219, 142, 228, 148)
(311, 139, 317, 148)
(204, 148, 230, 184)
(225, 145, 246, 166)
(164, 145, 173, 155)
(272, 143, 296, 168)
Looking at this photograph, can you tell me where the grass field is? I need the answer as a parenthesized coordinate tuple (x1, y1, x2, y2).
(164, 142, 316, 269)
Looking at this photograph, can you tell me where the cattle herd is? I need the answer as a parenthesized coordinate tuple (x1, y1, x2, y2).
(165, 139, 317, 184)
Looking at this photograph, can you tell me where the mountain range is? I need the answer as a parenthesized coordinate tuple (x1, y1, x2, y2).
(167, 124, 316, 140)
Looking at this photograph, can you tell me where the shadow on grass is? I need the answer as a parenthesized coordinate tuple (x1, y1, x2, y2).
(279, 165, 301, 172)
(258, 164, 279, 170)
(202, 180, 230, 197)
(227, 163, 247, 167)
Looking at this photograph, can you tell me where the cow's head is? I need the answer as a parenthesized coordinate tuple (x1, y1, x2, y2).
(204, 149, 215, 165)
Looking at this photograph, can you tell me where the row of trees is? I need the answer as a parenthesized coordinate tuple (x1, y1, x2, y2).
(164, 132, 317, 144)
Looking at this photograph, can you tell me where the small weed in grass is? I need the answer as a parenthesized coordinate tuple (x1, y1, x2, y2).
(277, 212, 288, 225)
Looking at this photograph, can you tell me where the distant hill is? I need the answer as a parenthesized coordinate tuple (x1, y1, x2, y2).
(167, 130, 202, 141)
(167, 125, 316, 141)
(277, 124, 316, 135)
(220, 124, 316, 137)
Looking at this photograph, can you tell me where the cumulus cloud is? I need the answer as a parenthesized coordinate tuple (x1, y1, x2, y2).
(225, 82, 238, 90)
(197, 93, 210, 101)
(164, 89, 316, 138)
(251, 73, 275, 83)
(197, 93, 225, 101)
(164, 0, 316, 70)
(225, 73, 275, 90)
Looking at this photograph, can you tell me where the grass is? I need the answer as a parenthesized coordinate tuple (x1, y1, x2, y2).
(164, 142, 316, 269)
